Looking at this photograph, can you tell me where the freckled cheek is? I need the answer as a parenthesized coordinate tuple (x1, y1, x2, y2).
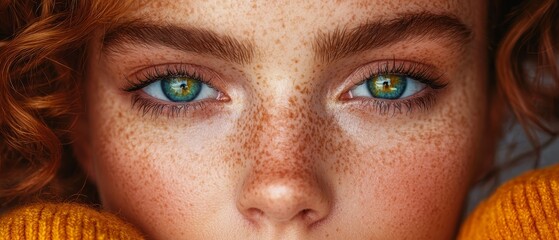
(329, 103, 480, 236)
(90, 131, 186, 214)
(85, 80, 237, 236)
(347, 128, 478, 235)
(88, 120, 240, 237)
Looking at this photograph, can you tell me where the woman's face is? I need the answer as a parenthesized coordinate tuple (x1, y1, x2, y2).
(78, 0, 488, 239)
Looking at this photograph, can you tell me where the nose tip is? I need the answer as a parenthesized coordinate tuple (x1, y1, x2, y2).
(237, 178, 331, 227)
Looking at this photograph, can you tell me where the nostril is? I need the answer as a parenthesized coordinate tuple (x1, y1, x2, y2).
(300, 208, 319, 223)
(237, 174, 332, 227)
(245, 207, 264, 221)
(244, 206, 324, 225)
(300, 209, 312, 217)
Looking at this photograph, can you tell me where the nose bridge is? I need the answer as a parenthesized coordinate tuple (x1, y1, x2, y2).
(256, 88, 319, 154)
(248, 93, 321, 193)
(248, 54, 322, 157)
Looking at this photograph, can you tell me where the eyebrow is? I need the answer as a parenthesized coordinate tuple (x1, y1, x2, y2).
(313, 12, 473, 63)
(102, 22, 255, 64)
(102, 12, 472, 65)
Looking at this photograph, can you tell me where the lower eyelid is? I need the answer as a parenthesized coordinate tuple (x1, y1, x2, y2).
(342, 86, 440, 116)
(363, 94, 436, 115)
(130, 92, 217, 118)
(130, 85, 230, 119)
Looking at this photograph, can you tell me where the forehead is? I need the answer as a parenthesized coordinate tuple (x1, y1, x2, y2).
(132, 0, 478, 36)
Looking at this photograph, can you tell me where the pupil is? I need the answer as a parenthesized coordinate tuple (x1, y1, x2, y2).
(180, 83, 187, 90)
(383, 81, 390, 89)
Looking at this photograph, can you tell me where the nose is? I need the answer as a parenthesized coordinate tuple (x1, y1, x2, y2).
(235, 104, 332, 228)
(237, 169, 331, 226)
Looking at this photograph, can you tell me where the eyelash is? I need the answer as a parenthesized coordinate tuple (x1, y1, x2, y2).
(123, 64, 222, 118)
(344, 60, 448, 115)
(123, 60, 447, 118)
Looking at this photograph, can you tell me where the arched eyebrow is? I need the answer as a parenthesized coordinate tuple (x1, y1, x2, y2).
(102, 12, 472, 65)
(313, 12, 473, 63)
(102, 22, 256, 64)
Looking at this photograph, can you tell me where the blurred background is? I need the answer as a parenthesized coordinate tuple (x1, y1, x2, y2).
(465, 122, 559, 214)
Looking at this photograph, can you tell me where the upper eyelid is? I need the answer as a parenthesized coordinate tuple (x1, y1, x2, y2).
(122, 63, 221, 92)
(357, 60, 443, 84)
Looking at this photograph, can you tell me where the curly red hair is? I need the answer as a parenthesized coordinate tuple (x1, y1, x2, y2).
(488, 0, 559, 173)
(0, 0, 130, 208)
(0, 0, 558, 209)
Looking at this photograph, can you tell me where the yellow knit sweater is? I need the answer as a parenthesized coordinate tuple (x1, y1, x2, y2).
(0, 203, 144, 239)
(458, 165, 559, 239)
(1, 165, 559, 239)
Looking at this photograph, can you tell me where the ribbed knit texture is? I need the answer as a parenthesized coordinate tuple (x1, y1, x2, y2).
(0, 202, 145, 240)
(459, 164, 559, 240)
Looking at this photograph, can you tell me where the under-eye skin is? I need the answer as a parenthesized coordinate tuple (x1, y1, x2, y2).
(342, 59, 448, 115)
(122, 64, 227, 117)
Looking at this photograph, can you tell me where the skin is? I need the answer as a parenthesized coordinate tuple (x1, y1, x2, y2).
(76, 0, 490, 239)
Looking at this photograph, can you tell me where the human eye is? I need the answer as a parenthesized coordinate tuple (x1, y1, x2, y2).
(342, 60, 448, 115)
(142, 75, 218, 102)
(123, 64, 228, 117)
(348, 74, 426, 100)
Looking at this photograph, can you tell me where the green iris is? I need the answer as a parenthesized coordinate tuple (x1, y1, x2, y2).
(367, 75, 407, 99)
(161, 77, 202, 102)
